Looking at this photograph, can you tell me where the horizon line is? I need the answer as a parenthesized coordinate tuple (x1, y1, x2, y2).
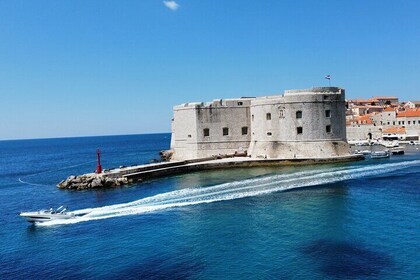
(0, 131, 171, 142)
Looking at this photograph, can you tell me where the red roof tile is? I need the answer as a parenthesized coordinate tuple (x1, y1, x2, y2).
(397, 109, 420, 117)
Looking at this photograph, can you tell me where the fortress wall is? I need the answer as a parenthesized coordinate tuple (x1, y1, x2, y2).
(170, 104, 199, 160)
(171, 99, 253, 160)
(171, 87, 352, 161)
(248, 140, 350, 159)
(346, 125, 383, 141)
(248, 87, 350, 158)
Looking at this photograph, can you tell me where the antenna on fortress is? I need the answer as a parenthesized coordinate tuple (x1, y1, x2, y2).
(325, 75, 331, 86)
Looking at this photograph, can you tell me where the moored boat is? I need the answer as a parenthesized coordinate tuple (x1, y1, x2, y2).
(354, 149, 371, 155)
(371, 151, 390, 159)
(390, 148, 404, 155)
(381, 141, 399, 148)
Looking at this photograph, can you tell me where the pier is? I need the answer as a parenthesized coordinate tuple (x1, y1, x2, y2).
(57, 154, 364, 190)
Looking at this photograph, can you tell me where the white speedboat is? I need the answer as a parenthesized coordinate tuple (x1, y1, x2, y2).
(371, 151, 390, 159)
(20, 206, 75, 223)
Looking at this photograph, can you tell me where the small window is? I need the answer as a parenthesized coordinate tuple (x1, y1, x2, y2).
(326, 125, 331, 133)
(297, 127, 303, 134)
(325, 110, 331, 118)
(241, 127, 248, 135)
(237, 102, 243, 106)
(296, 111, 302, 119)
(387, 122, 390, 125)
(252, 114, 254, 121)
(323, 95, 329, 100)
(266, 113, 271, 120)
(267, 132, 272, 136)
(408, 121, 411, 125)
(223, 127, 229, 136)
(203, 128, 210, 137)
(188, 134, 192, 138)
(279, 110, 285, 118)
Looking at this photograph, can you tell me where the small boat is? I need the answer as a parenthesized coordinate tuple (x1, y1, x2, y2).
(20, 206, 75, 223)
(354, 149, 371, 155)
(390, 148, 404, 155)
(361, 150, 372, 155)
(370, 151, 390, 159)
(381, 141, 399, 148)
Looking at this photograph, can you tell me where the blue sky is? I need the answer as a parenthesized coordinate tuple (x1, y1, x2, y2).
(1, 0, 419, 140)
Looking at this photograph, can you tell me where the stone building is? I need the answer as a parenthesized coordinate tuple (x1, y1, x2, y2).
(396, 109, 420, 137)
(370, 107, 397, 127)
(170, 87, 351, 161)
(170, 98, 253, 160)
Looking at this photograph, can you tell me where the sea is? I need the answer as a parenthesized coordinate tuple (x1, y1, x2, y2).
(0, 133, 419, 279)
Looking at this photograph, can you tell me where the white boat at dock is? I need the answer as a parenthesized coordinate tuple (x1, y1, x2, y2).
(381, 140, 399, 148)
(20, 206, 75, 223)
(390, 148, 404, 155)
(354, 149, 372, 155)
(370, 151, 390, 159)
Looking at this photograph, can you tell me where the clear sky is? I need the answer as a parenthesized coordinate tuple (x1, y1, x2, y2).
(1, 0, 419, 140)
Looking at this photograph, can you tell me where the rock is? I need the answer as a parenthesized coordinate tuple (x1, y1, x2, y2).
(58, 172, 132, 190)
(117, 177, 128, 184)
(104, 178, 115, 187)
(72, 177, 82, 184)
(160, 150, 174, 161)
(86, 176, 95, 183)
(91, 178, 103, 188)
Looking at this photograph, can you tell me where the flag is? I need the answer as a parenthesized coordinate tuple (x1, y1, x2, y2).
(325, 75, 331, 80)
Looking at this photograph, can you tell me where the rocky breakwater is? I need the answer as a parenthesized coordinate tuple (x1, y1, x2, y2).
(57, 174, 129, 190)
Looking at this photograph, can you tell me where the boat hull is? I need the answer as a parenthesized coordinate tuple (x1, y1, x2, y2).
(20, 211, 75, 223)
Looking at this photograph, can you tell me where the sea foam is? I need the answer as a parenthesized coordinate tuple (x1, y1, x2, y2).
(40, 160, 420, 226)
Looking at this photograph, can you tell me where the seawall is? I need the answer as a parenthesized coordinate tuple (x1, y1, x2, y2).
(57, 154, 364, 190)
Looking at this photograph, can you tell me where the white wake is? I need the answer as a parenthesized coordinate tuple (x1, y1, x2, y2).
(39, 160, 420, 226)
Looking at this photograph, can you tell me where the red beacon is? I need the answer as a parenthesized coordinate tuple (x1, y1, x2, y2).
(96, 149, 102, 174)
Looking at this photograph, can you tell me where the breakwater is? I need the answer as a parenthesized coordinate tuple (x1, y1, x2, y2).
(57, 154, 364, 190)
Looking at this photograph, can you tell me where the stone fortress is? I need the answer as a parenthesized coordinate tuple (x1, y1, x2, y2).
(170, 87, 350, 161)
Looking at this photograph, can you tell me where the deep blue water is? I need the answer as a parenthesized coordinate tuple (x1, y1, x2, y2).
(1, 134, 419, 279)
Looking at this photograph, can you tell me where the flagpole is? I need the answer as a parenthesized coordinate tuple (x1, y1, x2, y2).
(325, 75, 331, 87)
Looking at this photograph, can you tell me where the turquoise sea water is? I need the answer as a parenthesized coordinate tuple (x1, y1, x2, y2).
(0, 134, 419, 279)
